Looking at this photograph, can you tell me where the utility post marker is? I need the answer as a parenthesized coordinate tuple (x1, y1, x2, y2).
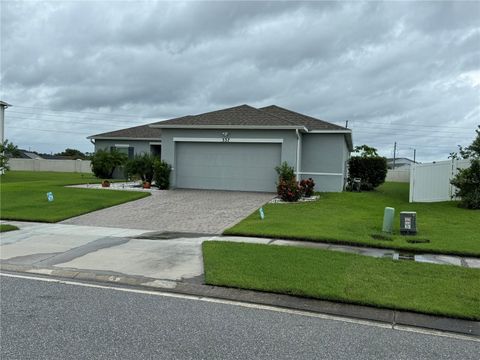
(0, 100, 11, 147)
(0, 101, 12, 175)
(393, 141, 397, 169)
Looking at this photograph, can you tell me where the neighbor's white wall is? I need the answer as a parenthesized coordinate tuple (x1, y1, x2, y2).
(9, 159, 92, 173)
(386, 168, 410, 183)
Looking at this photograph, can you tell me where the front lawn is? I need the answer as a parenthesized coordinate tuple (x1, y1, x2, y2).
(225, 182, 480, 257)
(0, 171, 149, 222)
(203, 241, 480, 320)
(0, 224, 19, 232)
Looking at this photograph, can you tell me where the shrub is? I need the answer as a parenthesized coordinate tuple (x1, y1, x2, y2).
(90, 148, 127, 179)
(450, 159, 480, 209)
(277, 179, 302, 202)
(153, 159, 172, 190)
(300, 178, 315, 197)
(450, 126, 480, 209)
(125, 154, 156, 183)
(348, 156, 387, 191)
(0, 139, 21, 172)
(275, 162, 295, 182)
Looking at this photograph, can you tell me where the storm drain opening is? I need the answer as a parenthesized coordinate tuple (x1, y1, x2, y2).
(393, 253, 415, 261)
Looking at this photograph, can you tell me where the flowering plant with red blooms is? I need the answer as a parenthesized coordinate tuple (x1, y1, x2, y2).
(300, 178, 315, 197)
(277, 179, 302, 202)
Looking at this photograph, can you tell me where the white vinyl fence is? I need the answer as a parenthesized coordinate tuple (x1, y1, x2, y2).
(8, 158, 92, 173)
(409, 159, 470, 203)
(386, 168, 410, 183)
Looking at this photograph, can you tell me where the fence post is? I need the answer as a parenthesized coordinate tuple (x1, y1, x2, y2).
(409, 164, 415, 203)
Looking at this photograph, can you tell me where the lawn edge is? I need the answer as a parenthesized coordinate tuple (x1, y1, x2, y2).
(0, 191, 151, 223)
(222, 230, 480, 258)
(204, 280, 480, 321)
(0, 224, 19, 232)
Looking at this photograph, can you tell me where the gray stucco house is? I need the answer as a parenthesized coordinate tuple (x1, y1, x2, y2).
(88, 105, 353, 192)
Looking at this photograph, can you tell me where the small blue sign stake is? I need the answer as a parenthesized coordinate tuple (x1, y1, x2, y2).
(46, 192, 54, 202)
(259, 207, 265, 220)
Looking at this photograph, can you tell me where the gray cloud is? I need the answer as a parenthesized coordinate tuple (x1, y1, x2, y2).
(1, 0, 478, 161)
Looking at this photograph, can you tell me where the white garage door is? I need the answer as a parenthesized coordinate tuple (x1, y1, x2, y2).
(175, 142, 281, 192)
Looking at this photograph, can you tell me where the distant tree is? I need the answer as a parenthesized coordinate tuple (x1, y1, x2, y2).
(0, 139, 21, 173)
(450, 126, 480, 209)
(353, 144, 379, 158)
(55, 148, 86, 159)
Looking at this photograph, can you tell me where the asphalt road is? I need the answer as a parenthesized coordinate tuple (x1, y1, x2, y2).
(1, 274, 478, 360)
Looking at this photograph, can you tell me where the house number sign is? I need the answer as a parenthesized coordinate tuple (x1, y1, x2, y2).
(222, 132, 230, 142)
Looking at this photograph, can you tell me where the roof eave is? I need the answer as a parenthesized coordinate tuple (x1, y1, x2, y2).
(149, 124, 305, 130)
(307, 129, 351, 134)
(87, 136, 161, 141)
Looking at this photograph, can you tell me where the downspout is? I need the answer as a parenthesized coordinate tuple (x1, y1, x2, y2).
(296, 129, 301, 179)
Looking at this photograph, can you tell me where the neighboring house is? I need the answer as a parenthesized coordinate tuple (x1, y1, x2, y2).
(387, 157, 417, 169)
(89, 105, 353, 192)
(14, 149, 44, 160)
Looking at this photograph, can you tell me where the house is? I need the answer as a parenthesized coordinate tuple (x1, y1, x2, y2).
(387, 157, 417, 169)
(88, 105, 353, 192)
(14, 149, 44, 160)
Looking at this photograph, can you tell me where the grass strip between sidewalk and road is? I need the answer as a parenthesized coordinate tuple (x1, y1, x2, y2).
(0, 171, 149, 222)
(224, 183, 480, 257)
(202, 241, 480, 320)
(0, 224, 19, 232)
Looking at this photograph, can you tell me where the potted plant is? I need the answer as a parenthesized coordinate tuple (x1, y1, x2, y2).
(101, 179, 110, 188)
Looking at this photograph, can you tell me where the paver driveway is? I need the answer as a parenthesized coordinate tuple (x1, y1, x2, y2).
(61, 189, 273, 234)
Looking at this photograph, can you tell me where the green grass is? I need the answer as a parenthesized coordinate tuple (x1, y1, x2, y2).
(0, 224, 19, 232)
(203, 241, 480, 320)
(0, 171, 149, 222)
(225, 183, 480, 257)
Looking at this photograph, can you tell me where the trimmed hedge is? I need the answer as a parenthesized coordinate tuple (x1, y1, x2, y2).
(348, 156, 387, 190)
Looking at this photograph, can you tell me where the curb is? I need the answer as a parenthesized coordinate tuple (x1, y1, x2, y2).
(1, 263, 479, 338)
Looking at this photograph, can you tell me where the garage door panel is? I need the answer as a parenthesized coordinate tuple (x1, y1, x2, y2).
(176, 142, 281, 192)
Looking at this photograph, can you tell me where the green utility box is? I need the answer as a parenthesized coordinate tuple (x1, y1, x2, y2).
(382, 207, 395, 233)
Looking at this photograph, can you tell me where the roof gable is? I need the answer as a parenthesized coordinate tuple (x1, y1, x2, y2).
(150, 104, 303, 128)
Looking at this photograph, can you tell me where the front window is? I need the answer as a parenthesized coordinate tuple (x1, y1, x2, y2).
(111, 145, 134, 159)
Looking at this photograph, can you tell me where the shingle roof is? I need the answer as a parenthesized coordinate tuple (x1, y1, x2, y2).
(150, 104, 302, 128)
(88, 104, 350, 141)
(88, 123, 162, 139)
(259, 105, 347, 131)
(150, 104, 347, 131)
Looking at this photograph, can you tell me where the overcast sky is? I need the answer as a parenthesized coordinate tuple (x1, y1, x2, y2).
(1, 0, 479, 161)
